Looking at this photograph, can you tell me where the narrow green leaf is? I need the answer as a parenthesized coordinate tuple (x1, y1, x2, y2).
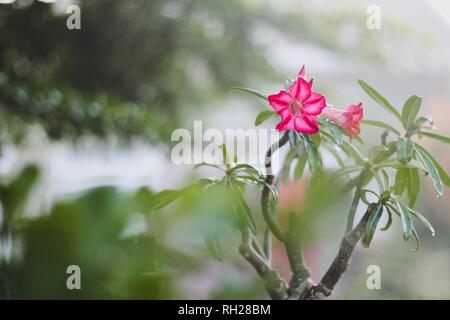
(361, 119, 400, 135)
(369, 145, 389, 163)
(319, 118, 344, 145)
(402, 95, 422, 130)
(393, 168, 408, 196)
(414, 145, 443, 198)
(294, 154, 308, 180)
(255, 110, 277, 126)
(419, 131, 450, 144)
(370, 168, 386, 193)
(362, 203, 383, 248)
(149, 189, 182, 210)
(407, 168, 420, 207)
(415, 116, 433, 128)
(341, 141, 366, 165)
(301, 134, 322, 185)
(231, 186, 257, 234)
(358, 80, 401, 120)
(230, 86, 267, 101)
(395, 200, 413, 240)
(397, 137, 414, 163)
(408, 208, 435, 236)
(381, 206, 393, 231)
(205, 235, 224, 261)
(331, 165, 364, 181)
(415, 144, 450, 187)
(411, 228, 420, 252)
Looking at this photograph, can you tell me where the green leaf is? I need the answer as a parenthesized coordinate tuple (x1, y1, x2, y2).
(393, 168, 408, 196)
(397, 137, 414, 163)
(301, 134, 322, 185)
(402, 95, 422, 131)
(319, 118, 344, 145)
(408, 208, 435, 236)
(370, 168, 386, 193)
(194, 162, 225, 172)
(414, 144, 450, 187)
(395, 200, 413, 240)
(407, 168, 420, 207)
(230, 86, 267, 101)
(331, 165, 364, 181)
(231, 185, 257, 234)
(149, 189, 182, 210)
(362, 203, 383, 248)
(294, 154, 308, 180)
(205, 235, 224, 261)
(361, 119, 400, 135)
(255, 110, 277, 126)
(414, 145, 443, 198)
(358, 80, 401, 121)
(341, 141, 366, 165)
(381, 206, 393, 231)
(418, 131, 450, 144)
(415, 116, 433, 128)
(369, 145, 389, 163)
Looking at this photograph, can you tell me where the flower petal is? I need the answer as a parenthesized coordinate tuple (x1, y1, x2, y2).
(298, 65, 306, 78)
(289, 77, 311, 102)
(304, 92, 326, 115)
(268, 90, 292, 112)
(294, 114, 319, 134)
(276, 113, 295, 131)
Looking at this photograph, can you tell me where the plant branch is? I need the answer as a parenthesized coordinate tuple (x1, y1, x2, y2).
(302, 203, 377, 299)
(346, 188, 361, 234)
(261, 132, 289, 242)
(239, 228, 288, 300)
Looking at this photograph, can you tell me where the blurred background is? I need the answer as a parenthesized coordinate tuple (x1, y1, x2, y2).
(0, 0, 449, 299)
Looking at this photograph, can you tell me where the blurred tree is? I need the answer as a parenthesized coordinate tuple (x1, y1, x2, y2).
(0, 0, 398, 145)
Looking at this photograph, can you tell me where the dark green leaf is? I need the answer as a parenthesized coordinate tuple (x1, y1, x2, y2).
(381, 206, 393, 231)
(358, 80, 401, 120)
(362, 203, 383, 248)
(395, 200, 413, 240)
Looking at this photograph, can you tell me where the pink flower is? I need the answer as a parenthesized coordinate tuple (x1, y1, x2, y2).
(322, 103, 363, 141)
(268, 67, 326, 134)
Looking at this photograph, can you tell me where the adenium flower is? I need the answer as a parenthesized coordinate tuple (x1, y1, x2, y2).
(268, 67, 326, 134)
(321, 103, 363, 141)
